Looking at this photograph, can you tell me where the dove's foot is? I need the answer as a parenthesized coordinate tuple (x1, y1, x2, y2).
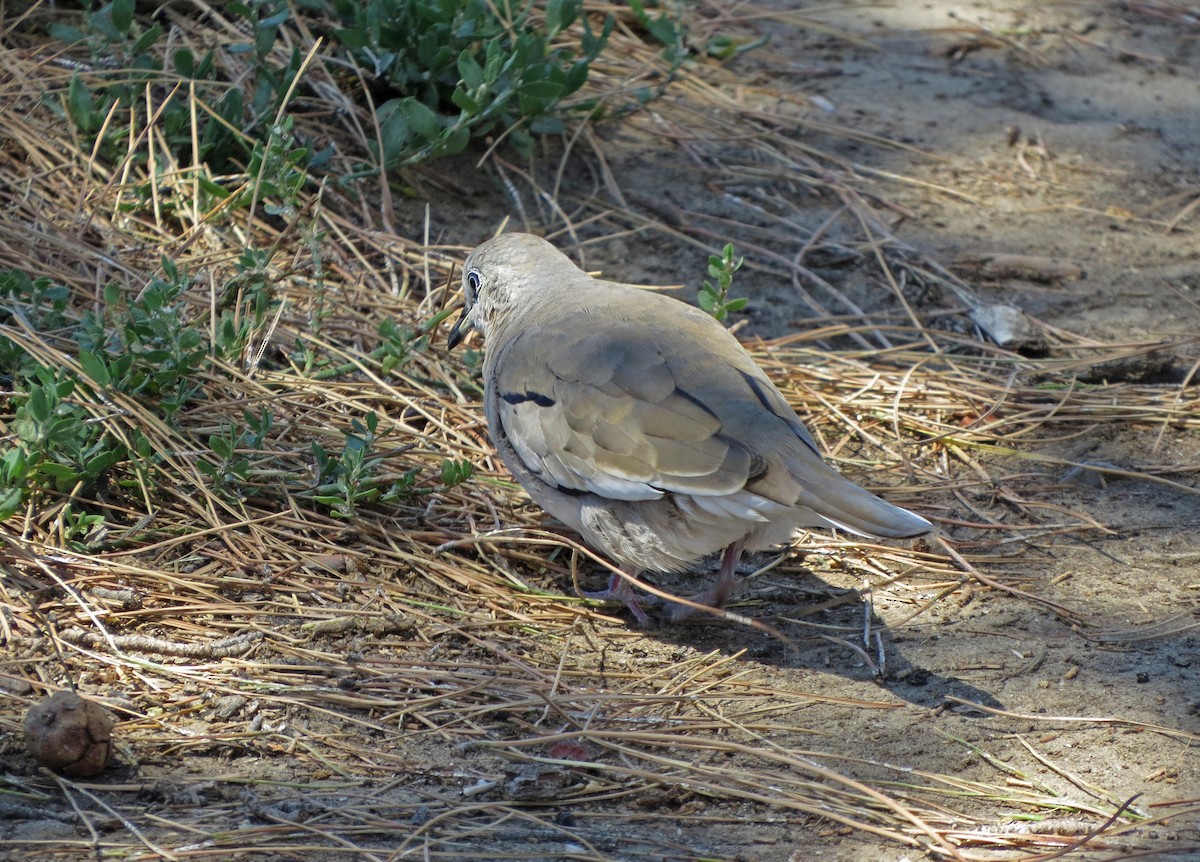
(579, 572, 658, 626)
(664, 541, 744, 622)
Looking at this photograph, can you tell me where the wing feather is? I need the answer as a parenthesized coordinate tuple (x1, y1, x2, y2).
(491, 324, 761, 502)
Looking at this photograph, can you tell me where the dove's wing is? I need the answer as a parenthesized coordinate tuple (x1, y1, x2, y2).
(489, 317, 768, 503)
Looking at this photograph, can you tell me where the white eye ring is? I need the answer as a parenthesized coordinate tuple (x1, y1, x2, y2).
(467, 270, 481, 291)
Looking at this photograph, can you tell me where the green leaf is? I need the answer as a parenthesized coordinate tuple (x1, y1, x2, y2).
(519, 81, 566, 116)
(45, 416, 84, 447)
(520, 80, 566, 102)
(85, 450, 121, 475)
(400, 98, 441, 141)
(89, 6, 123, 41)
(111, 0, 135, 35)
(564, 61, 590, 94)
(77, 350, 111, 386)
(451, 88, 480, 114)
(529, 116, 564, 135)
(25, 386, 50, 425)
(545, 0, 579, 38)
(40, 462, 80, 489)
(0, 486, 22, 520)
(0, 268, 26, 296)
(334, 27, 367, 50)
(197, 176, 229, 199)
(378, 102, 412, 163)
(438, 125, 471, 156)
(66, 75, 95, 132)
(173, 49, 195, 77)
(210, 434, 231, 460)
(132, 22, 164, 56)
(0, 448, 27, 486)
(47, 22, 86, 43)
(581, 13, 614, 58)
(457, 49, 484, 91)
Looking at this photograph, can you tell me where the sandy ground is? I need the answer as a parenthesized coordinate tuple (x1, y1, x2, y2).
(3, 2, 1198, 861)
(428, 2, 1200, 857)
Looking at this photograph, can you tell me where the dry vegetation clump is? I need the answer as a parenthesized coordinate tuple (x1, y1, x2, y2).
(0, 3, 1197, 860)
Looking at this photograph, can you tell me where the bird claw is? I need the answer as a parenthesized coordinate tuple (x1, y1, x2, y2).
(663, 542, 743, 622)
(579, 574, 659, 626)
(580, 544, 746, 625)
(662, 581, 738, 623)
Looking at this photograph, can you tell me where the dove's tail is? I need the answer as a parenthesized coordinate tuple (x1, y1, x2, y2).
(793, 468, 932, 539)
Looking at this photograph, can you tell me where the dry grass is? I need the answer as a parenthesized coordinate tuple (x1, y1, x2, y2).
(1, 3, 1198, 860)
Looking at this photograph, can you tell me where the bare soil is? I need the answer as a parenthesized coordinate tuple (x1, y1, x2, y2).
(2, 2, 1198, 861)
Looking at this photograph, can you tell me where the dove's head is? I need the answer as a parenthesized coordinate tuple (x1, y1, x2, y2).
(447, 233, 580, 349)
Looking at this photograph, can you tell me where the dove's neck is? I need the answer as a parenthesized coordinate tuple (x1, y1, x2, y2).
(486, 271, 606, 341)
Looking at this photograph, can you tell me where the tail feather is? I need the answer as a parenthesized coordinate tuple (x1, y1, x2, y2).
(794, 468, 930, 540)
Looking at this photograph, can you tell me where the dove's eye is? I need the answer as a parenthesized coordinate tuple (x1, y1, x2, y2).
(466, 270, 481, 293)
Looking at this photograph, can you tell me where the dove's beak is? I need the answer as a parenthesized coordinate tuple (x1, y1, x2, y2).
(446, 303, 471, 350)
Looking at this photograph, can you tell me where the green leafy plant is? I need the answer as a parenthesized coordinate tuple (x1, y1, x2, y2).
(439, 458, 474, 488)
(47, 0, 632, 180)
(48, 0, 307, 178)
(628, 0, 684, 63)
(198, 408, 280, 500)
(327, 0, 613, 165)
(200, 423, 253, 499)
(0, 255, 461, 524)
(0, 270, 71, 379)
(76, 265, 208, 421)
(47, 0, 163, 68)
(0, 259, 218, 520)
(307, 413, 479, 518)
(60, 504, 109, 551)
(0, 367, 123, 521)
(49, 2, 174, 166)
(312, 413, 401, 518)
(240, 116, 313, 217)
(697, 243, 747, 323)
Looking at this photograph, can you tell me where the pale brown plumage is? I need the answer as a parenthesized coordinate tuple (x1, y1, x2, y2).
(448, 233, 930, 621)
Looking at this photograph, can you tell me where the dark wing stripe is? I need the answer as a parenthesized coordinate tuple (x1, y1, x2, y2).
(501, 390, 556, 407)
(671, 385, 720, 420)
(739, 369, 779, 413)
(738, 369, 821, 457)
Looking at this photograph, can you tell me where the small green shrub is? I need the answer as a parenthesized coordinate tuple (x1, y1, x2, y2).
(311, 412, 420, 518)
(326, 0, 613, 165)
(49, 1, 621, 176)
(0, 262, 215, 521)
(697, 243, 747, 323)
(49, 0, 312, 180)
(76, 266, 208, 421)
(0, 359, 146, 523)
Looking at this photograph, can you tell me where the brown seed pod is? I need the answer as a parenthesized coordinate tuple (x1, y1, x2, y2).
(23, 690, 117, 777)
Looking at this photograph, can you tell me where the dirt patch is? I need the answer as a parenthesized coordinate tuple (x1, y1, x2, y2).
(1, 2, 1198, 861)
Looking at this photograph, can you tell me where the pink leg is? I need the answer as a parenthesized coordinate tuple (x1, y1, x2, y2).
(579, 571, 655, 625)
(665, 541, 745, 622)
